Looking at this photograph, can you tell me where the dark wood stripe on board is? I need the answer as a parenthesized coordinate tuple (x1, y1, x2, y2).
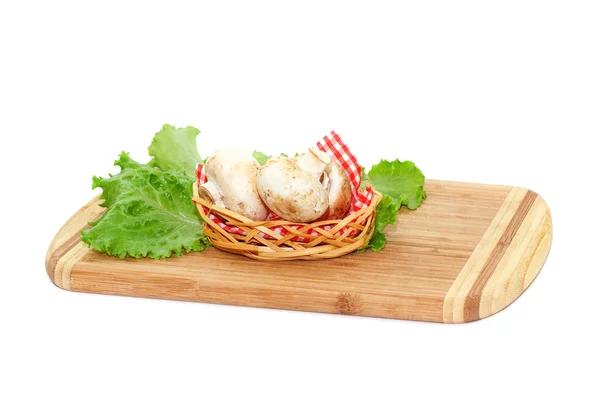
(463, 190, 538, 322)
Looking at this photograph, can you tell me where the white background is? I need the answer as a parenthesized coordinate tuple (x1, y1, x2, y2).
(1, 1, 599, 399)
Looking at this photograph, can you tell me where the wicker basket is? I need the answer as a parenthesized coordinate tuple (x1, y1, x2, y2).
(192, 184, 382, 261)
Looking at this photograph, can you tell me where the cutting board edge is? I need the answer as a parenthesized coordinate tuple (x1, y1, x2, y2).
(44, 180, 553, 323)
(45, 196, 103, 290)
(442, 187, 552, 323)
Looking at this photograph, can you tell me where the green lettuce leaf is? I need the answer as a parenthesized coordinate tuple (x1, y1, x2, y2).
(253, 151, 301, 165)
(373, 194, 401, 233)
(252, 151, 271, 165)
(252, 151, 298, 165)
(362, 231, 387, 252)
(148, 124, 202, 177)
(81, 152, 209, 259)
(363, 159, 426, 210)
(359, 194, 400, 253)
(362, 159, 426, 252)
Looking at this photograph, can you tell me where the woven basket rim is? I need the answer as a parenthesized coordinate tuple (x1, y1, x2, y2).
(192, 184, 382, 260)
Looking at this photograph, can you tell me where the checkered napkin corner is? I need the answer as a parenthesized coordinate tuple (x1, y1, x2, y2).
(196, 132, 375, 240)
(317, 131, 374, 211)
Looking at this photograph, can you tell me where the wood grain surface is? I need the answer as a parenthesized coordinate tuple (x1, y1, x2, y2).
(45, 180, 552, 323)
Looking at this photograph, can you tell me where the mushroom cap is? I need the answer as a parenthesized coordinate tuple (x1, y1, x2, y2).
(257, 157, 329, 223)
(325, 161, 352, 219)
(204, 148, 269, 221)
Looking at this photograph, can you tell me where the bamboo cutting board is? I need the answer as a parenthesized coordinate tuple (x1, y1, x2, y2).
(46, 180, 552, 323)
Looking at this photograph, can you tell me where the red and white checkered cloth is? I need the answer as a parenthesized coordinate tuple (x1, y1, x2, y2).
(197, 131, 375, 242)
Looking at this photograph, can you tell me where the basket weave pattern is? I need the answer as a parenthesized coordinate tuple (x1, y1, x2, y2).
(193, 184, 382, 261)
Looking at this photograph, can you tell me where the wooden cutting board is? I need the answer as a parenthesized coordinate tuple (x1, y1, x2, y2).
(45, 180, 552, 323)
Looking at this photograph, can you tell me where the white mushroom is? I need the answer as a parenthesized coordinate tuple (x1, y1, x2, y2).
(325, 161, 352, 219)
(197, 181, 226, 208)
(291, 148, 352, 220)
(200, 148, 269, 221)
(292, 147, 332, 184)
(257, 157, 329, 223)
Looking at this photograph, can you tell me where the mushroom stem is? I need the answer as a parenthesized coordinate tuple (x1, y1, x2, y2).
(293, 147, 332, 182)
(198, 181, 226, 208)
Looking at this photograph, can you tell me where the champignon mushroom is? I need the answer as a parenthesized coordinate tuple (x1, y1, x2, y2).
(200, 148, 269, 221)
(197, 181, 226, 209)
(325, 161, 352, 219)
(292, 147, 332, 184)
(257, 157, 329, 223)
